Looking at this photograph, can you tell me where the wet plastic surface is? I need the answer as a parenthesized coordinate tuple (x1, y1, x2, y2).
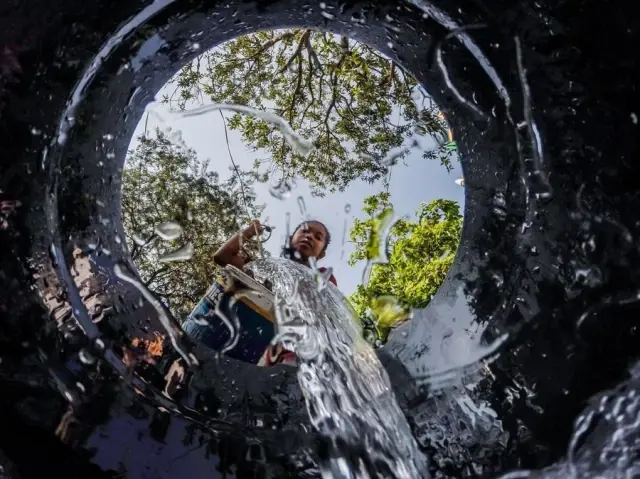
(1, 0, 639, 477)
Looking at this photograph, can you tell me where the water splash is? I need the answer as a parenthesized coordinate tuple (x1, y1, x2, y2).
(499, 362, 640, 478)
(178, 103, 314, 157)
(158, 243, 194, 263)
(154, 221, 183, 241)
(247, 258, 429, 478)
(308, 256, 333, 292)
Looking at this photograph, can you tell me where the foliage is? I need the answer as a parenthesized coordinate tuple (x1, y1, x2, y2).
(121, 129, 264, 319)
(167, 29, 453, 196)
(348, 192, 463, 342)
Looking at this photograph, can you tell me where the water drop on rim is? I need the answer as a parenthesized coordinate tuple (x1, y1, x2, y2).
(154, 220, 183, 241)
(78, 348, 96, 365)
(132, 233, 146, 246)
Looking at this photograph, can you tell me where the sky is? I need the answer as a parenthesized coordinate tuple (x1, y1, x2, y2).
(128, 58, 465, 297)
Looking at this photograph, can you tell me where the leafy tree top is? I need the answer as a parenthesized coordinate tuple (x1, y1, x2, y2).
(348, 193, 463, 342)
(167, 29, 453, 196)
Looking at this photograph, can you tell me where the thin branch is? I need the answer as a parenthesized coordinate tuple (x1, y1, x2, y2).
(144, 265, 171, 287)
(252, 31, 297, 60)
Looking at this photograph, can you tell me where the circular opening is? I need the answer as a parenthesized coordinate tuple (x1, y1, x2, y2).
(121, 28, 465, 352)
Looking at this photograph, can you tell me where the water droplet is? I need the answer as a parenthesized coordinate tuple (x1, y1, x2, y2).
(319, 1, 326, 8)
(103, 133, 114, 140)
(492, 206, 507, 218)
(78, 348, 96, 365)
(154, 221, 183, 241)
(191, 42, 200, 51)
(321, 11, 335, 19)
(344, 203, 351, 214)
(269, 179, 296, 200)
(132, 233, 147, 246)
(297, 196, 307, 215)
(631, 112, 638, 124)
(114, 235, 122, 244)
(158, 243, 194, 263)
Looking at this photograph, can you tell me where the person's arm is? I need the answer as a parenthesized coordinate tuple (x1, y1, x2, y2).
(213, 220, 263, 269)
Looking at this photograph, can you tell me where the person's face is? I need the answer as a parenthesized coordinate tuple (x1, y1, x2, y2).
(291, 221, 328, 260)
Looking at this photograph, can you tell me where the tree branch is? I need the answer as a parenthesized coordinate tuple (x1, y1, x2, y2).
(305, 32, 323, 70)
(286, 54, 304, 124)
(252, 31, 297, 60)
(278, 30, 310, 74)
(144, 265, 171, 287)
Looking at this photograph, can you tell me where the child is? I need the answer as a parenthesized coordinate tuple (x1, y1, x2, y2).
(214, 219, 336, 286)
(210, 218, 336, 366)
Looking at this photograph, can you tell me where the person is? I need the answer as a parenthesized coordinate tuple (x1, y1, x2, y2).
(212, 218, 337, 366)
(213, 219, 337, 286)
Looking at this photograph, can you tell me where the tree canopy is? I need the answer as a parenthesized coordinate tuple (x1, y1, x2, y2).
(348, 192, 463, 343)
(167, 29, 453, 196)
(121, 130, 264, 319)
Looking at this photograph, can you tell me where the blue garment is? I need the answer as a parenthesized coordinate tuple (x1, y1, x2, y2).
(182, 280, 275, 364)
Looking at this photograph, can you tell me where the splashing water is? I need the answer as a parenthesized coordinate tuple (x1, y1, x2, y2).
(178, 103, 314, 158)
(497, 362, 640, 478)
(246, 258, 429, 478)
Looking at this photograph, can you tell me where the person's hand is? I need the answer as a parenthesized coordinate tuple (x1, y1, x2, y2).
(242, 219, 264, 238)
